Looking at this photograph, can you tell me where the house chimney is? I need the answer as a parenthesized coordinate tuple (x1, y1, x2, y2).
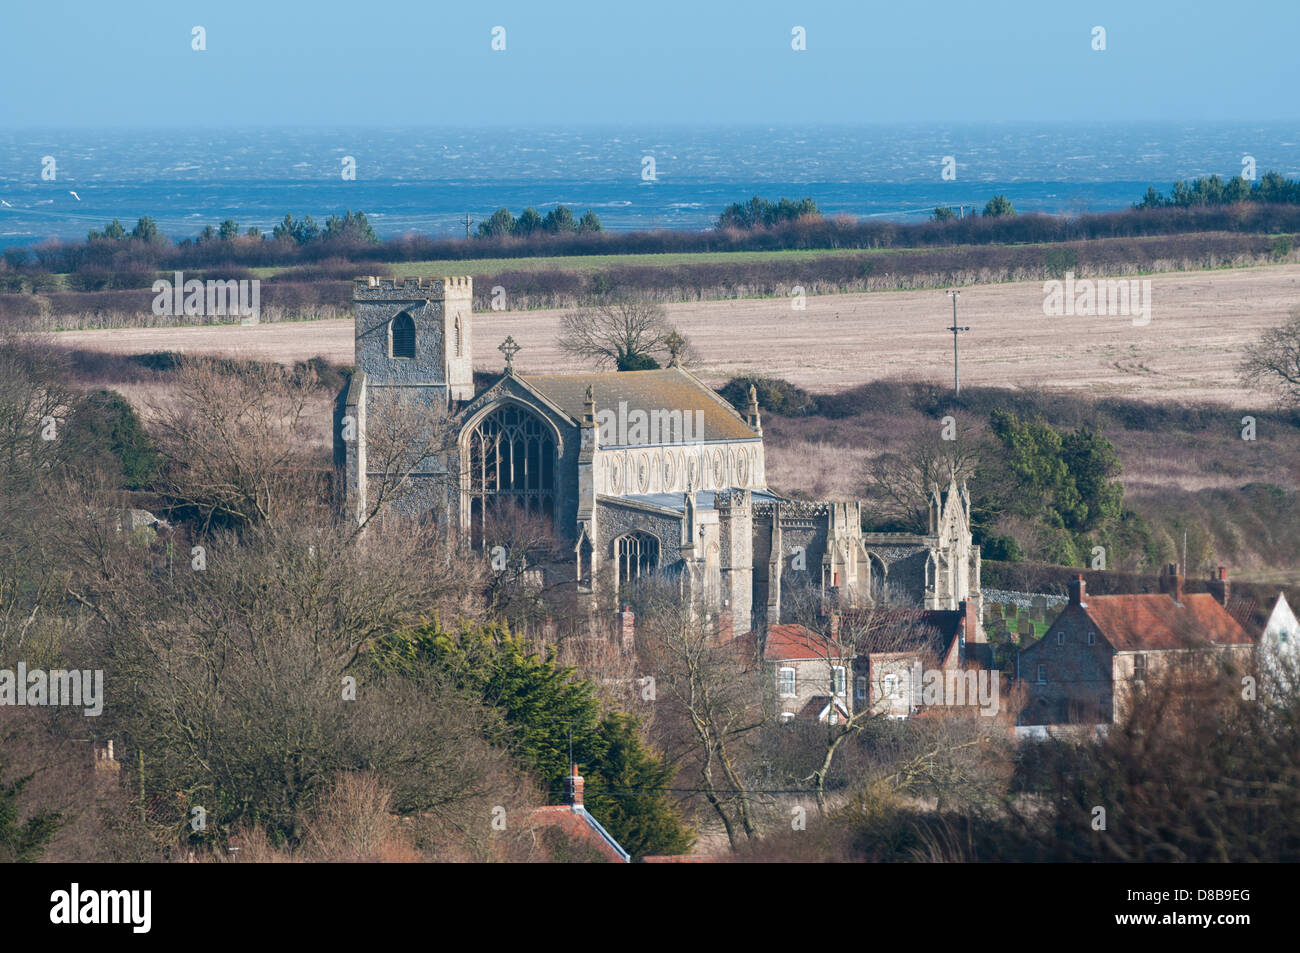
(564, 764, 585, 809)
(961, 598, 985, 643)
(1069, 574, 1087, 607)
(1159, 563, 1184, 602)
(717, 609, 734, 642)
(619, 605, 635, 654)
(1207, 566, 1231, 606)
(93, 739, 120, 785)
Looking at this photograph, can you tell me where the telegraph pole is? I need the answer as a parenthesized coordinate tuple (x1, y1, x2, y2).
(464, 212, 472, 239)
(946, 291, 969, 395)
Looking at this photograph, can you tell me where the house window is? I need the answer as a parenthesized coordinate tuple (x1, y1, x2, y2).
(1057, 631, 1065, 646)
(390, 311, 416, 359)
(855, 676, 868, 702)
(1087, 631, 1095, 646)
(1036, 664, 1047, 684)
(1133, 654, 1146, 681)
(832, 666, 846, 697)
(882, 673, 900, 698)
(778, 667, 796, 698)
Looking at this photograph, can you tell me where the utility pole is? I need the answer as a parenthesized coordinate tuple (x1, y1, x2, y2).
(464, 212, 472, 240)
(946, 291, 970, 395)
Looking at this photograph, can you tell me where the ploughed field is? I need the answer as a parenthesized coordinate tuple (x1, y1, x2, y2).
(54, 263, 1300, 405)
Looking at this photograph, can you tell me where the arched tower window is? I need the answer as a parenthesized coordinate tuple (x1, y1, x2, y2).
(467, 405, 556, 547)
(391, 311, 416, 359)
(615, 532, 660, 585)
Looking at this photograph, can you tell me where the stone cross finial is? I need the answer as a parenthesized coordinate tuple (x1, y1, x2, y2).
(666, 330, 685, 367)
(498, 336, 521, 373)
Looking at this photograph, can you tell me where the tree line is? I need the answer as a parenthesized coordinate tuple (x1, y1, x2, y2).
(1136, 170, 1300, 209)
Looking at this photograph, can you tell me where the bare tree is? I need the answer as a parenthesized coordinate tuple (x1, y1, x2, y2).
(352, 387, 460, 533)
(1241, 306, 1300, 406)
(633, 577, 763, 849)
(559, 295, 686, 370)
(778, 581, 942, 814)
(860, 420, 987, 532)
(147, 357, 320, 531)
(479, 499, 578, 630)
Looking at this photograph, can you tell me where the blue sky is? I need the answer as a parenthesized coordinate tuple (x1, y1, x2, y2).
(2, 0, 1298, 126)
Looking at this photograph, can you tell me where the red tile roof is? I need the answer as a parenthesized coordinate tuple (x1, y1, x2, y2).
(1083, 593, 1253, 652)
(527, 806, 630, 863)
(763, 624, 846, 661)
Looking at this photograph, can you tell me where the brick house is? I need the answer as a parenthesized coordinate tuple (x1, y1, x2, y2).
(1017, 568, 1254, 726)
(757, 600, 986, 722)
(847, 601, 984, 718)
(762, 624, 855, 723)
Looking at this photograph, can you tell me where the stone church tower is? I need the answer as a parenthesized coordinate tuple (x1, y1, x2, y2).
(341, 276, 474, 523)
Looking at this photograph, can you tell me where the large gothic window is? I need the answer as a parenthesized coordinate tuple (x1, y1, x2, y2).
(467, 405, 556, 547)
(391, 312, 416, 359)
(615, 532, 660, 585)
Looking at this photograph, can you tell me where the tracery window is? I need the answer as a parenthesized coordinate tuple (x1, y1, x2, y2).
(467, 405, 556, 547)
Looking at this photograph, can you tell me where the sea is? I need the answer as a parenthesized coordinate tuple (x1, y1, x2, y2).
(1, 122, 1297, 249)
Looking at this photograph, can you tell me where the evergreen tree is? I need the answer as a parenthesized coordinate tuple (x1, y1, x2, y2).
(132, 216, 164, 243)
(513, 207, 543, 237)
(585, 712, 694, 859)
(542, 205, 578, 233)
(0, 765, 61, 862)
(982, 195, 1015, 218)
(323, 209, 378, 244)
(372, 620, 694, 857)
(477, 208, 516, 238)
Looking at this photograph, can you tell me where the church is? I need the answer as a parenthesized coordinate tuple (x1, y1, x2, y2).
(338, 275, 981, 632)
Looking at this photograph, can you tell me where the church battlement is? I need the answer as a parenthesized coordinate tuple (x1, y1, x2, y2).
(753, 499, 835, 519)
(353, 275, 473, 297)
